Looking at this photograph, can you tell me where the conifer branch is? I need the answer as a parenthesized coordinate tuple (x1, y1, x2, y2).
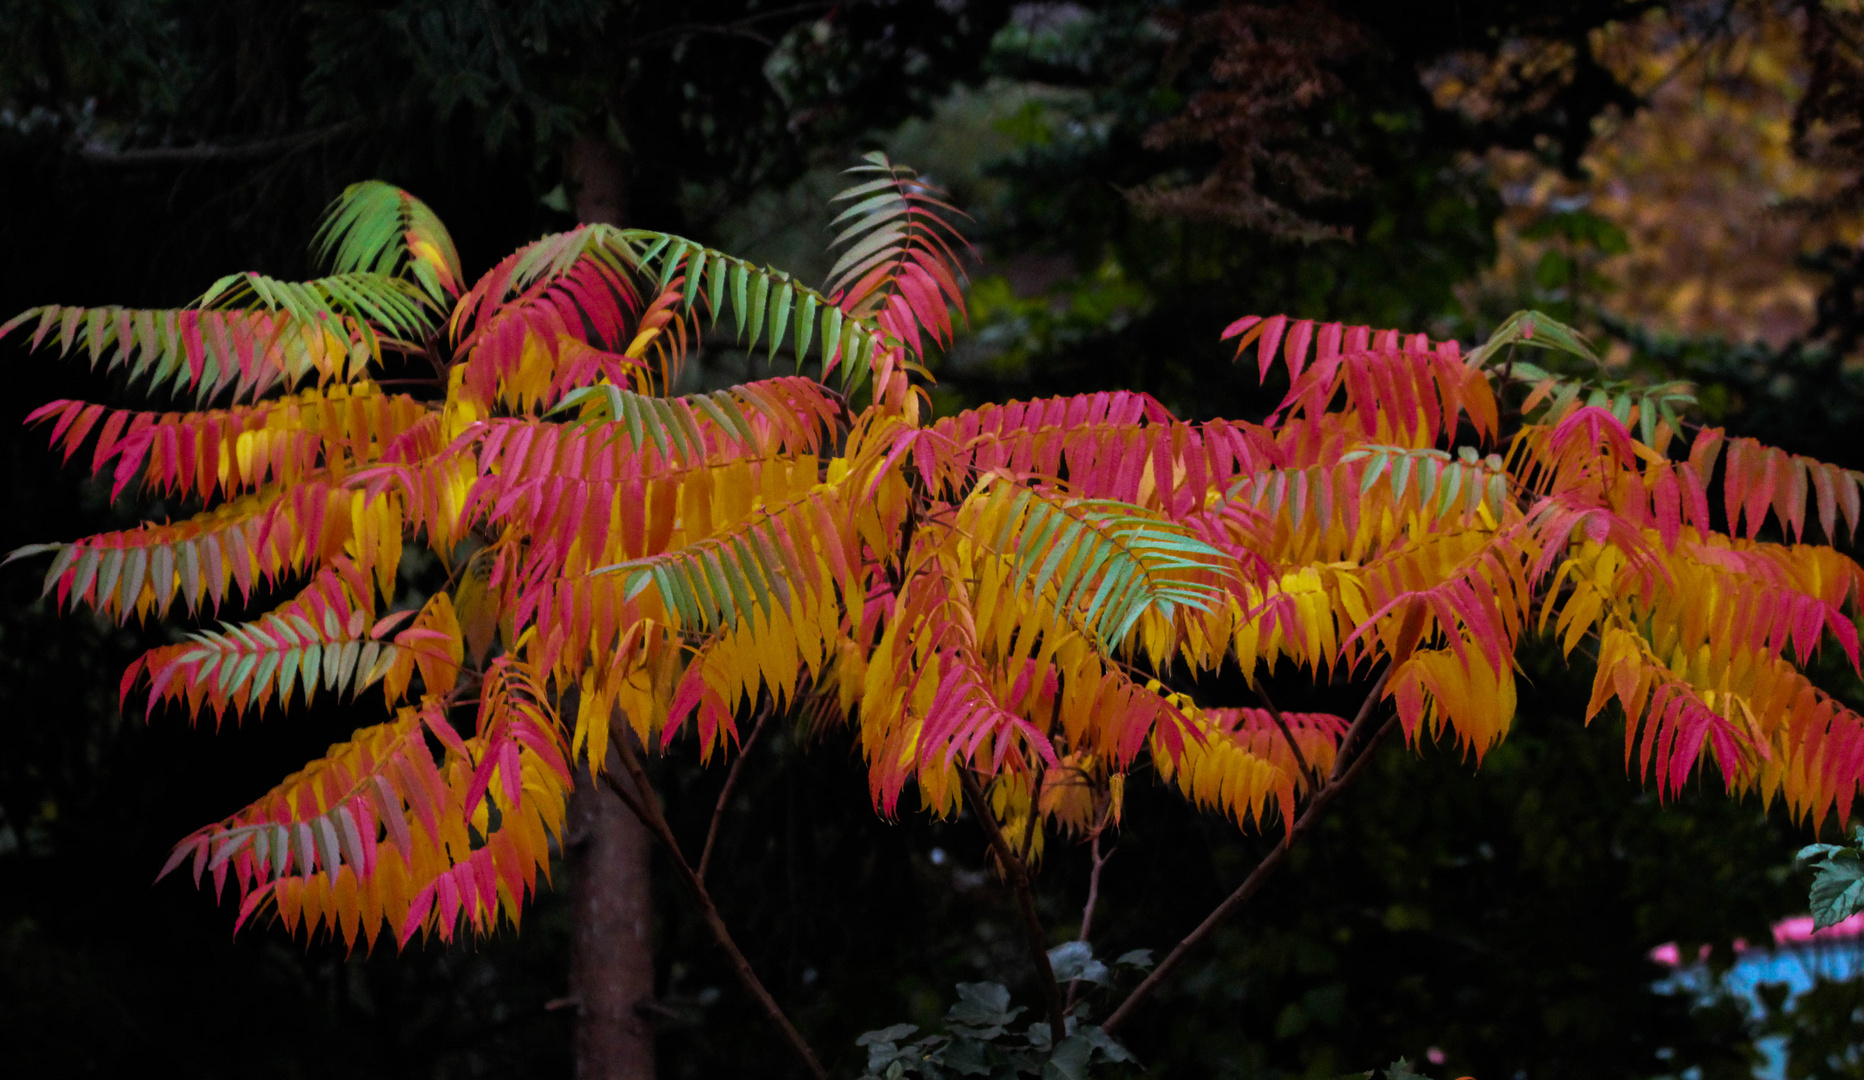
(961, 768, 1068, 1036)
(604, 729, 827, 1080)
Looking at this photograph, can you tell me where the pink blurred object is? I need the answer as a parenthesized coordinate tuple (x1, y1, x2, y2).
(1649, 914, 1864, 966)
(1772, 913, 1864, 946)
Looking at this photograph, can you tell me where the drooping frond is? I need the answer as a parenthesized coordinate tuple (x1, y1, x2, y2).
(1225, 315, 1500, 447)
(0, 304, 377, 404)
(449, 231, 645, 408)
(1465, 308, 1606, 369)
(128, 558, 417, 722)
(313, 180, 464, 302)
(26, 383, 430, 501)
(636, 236, 874, 378)
(825, 151, 971, 358)
(927, 391, 1282, 517)
(1151, 703, 1347, 833)
(859, 559, 1060, 814)
(455, 415, 831, 578)
(161, 667, 570, 949)
(1508, 360, 1697, 453)
(450, 226, 884, 391)
(197, 270, 440, 354)
(159, 704, 459, 948)
(1590, 626, 1757, 799)
(1191, 445, 1513, 577)
(1685, 427, 1864, 542)
(587, 487, 857, 638)
(552, 376, 845, 461)
(9, 481, 404, 621)
(956, 478, 1236, 656)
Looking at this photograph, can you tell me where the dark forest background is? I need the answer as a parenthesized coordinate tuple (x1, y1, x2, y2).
(2, 2, 1862, 1078)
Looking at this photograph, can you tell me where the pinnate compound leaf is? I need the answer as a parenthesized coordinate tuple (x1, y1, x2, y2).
(313, 180, 464, 301)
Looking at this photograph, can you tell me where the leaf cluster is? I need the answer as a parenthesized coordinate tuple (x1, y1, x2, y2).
(855, 945, 1151, 1080)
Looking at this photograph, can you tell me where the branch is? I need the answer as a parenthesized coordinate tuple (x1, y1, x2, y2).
(76, 122, 357, 167)
(960, 769, 1067, 1036)
(1102, 666, 1400, 1035)
(1064, 830, 1114, 1011)
(1078, 831, 1111, 945)
(602, 729, 827, 1080)
(624, 2, 836, 51)
(697, 700, 775, 885)
(1329, 661, 1397, 783)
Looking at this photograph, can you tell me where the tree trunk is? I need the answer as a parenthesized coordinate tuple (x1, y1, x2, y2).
(568, 744, 657, 1080)
(565, 132, 656, 1080)
(568, 134, 630, 228)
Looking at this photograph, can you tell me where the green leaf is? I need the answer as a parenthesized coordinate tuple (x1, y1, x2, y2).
(745, 272, 771, 353)
(948, 982, 1018, 1028)
(1047, 941, 1109, 985)
(1078, 1026, 1134, 1064)
(939, 1036, 993, 1076)
(1805, 846, 1864, 929)
(1468, 309, 1602, 369)
(1042, 1035, 1093, 1080)
(856, 1024, 919, 1047)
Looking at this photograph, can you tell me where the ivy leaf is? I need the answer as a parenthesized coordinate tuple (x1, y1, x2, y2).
(937, 1036, 992, 1077)
(1047, 941, 1109, 984)
(1078, 1026, 1135, 1064)
(1042, 1035, 1094, 1080)
(1800, 835, 1864, 930)
(857, 1024, 920, 1047)
(1113, 948, 1155, 970)
(948, 982, 1019, 1030)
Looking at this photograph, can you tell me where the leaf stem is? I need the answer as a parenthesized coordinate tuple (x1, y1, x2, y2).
(1102, 666, 1399, 1035)
(1064, 829, 1114, 1011)
(603, 729, 827, 1079)
(960, 769, 1067, 1036)
(697, 699, 774, 886)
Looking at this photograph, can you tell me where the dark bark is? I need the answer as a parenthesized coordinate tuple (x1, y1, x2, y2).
(569, 134, 630, 227)
(602, 731, 828, 1079)
(565, 133, 657, 1080)
(568, 744, 659, 1080)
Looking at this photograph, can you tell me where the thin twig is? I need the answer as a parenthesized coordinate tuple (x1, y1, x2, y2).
(603, 730, 827, 1079)
(1329, 662, 1396, 783)
(76, 121, 357, 166)
(697, 700, 775, 886)
(1103, 665, 1401, 1036)
(1077, 831, 1112, 945)
(1252, 680, 1319, 791)
(1064, 830, 1114, 1011)
(623, 1, 834, 51)
(960, 769, 1067, 1036)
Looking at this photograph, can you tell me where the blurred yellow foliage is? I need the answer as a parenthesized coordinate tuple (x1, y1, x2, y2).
(1451, 3, 1864, 346)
